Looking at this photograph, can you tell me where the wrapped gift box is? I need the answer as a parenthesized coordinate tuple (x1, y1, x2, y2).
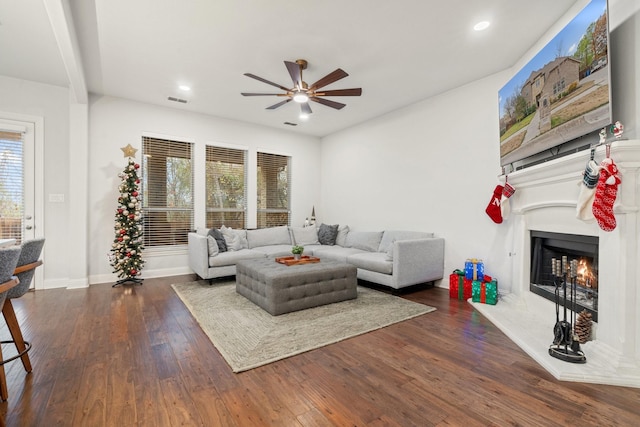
(449, 269, 473, 300)
(465, 258, 484, 281)
(472, 279, 498, 305)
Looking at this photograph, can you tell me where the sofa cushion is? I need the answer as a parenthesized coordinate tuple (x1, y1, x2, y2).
(208, 228, 228, 252)
(250, 244, 294, 258)
(290, 227, 320, 246)
(335, 225, 350, 246)
(246, 225, 291, 248)
(318, 223, 339, 245)
(345, 231, 383, 252)
(207, 235, 219, 257)
(347, 252, 393, 275)
(208, 249, 266, 267)
(378, 230, 435, 253)
(313, 246, 366, 263)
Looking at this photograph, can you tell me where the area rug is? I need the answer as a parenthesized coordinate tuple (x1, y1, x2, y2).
(171, 280, 436, 372)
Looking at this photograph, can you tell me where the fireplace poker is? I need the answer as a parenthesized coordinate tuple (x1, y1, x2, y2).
(549, 258, 586, 363)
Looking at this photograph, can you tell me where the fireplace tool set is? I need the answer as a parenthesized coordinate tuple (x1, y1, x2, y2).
(549, 256, 587, 363)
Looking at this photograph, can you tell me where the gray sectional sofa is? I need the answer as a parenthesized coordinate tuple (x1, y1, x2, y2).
(187, 224, 444, 290)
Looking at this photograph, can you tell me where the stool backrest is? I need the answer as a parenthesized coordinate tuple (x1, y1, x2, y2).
(8, 238, 45, 299)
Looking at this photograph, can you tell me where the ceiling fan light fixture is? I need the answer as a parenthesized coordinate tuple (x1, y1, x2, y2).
(474, 21, 490, 31)
(293, 90, 309, 103)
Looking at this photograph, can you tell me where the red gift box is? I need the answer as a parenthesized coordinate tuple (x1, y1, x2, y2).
(449, 270, 473, 300)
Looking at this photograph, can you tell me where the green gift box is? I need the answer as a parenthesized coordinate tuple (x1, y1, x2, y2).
(472, 279, 498, 305)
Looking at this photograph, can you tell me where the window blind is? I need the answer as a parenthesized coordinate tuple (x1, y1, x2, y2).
(205, 145, 247, 229)
(257, 152, 291, 228)
(0, 130, 24, 243)
(141, 136, 194, 247)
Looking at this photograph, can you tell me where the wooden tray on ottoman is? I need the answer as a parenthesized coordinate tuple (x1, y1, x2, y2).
(275, 256, 320, 266)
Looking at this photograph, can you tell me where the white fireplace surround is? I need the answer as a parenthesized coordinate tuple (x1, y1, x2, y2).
(473, 140, 640, 388)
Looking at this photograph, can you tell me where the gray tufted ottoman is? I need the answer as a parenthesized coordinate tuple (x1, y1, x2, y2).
(235, 257, 357, 315)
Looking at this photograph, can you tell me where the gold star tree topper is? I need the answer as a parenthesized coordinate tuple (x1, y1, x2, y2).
(120, 144, 138, 158)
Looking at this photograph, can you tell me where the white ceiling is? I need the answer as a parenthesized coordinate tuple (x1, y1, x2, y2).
(0, 0, 579, 137)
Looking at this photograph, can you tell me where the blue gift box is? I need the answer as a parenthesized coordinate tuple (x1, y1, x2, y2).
(465, 259, 484, 281)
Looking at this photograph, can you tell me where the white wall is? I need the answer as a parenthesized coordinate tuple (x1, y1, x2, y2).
(320, 73, 514, 289)
(87, 95, 321, 284)
(0, 75, 71, 288)
(319, 0, 640, 292)
(1, 0, 636, 289)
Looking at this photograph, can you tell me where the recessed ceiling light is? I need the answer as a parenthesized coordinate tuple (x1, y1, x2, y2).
(474, 21, 490, 31)
(178, 85, 191, 91)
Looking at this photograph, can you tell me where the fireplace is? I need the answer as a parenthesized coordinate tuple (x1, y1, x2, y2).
(530, 231, 598, 321)
(470, 140, 640, 387)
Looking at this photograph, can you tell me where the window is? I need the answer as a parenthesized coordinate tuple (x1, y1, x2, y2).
(553, 78, 566, 96)
(0, 130, 23, 242)
(206, 145, 247, 229)
(141, 136, 194, 247)
(257, 152, 290, 228)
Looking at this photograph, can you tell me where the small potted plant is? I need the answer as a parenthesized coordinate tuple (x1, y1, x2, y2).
(291, 245, 304, 260)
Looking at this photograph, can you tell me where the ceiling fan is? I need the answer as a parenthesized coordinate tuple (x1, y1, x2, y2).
(241, 59, 362, 115)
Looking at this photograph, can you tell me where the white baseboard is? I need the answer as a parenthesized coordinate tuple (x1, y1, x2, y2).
(89, 266, 193, 286)
(43, 277, 89, 290)
(43, 266, 194, 289)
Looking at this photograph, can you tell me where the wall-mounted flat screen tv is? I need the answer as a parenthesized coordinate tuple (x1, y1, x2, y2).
(499, 0, 611, 167)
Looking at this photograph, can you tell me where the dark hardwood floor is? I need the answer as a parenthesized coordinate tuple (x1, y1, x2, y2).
(0, 275, 639, 426)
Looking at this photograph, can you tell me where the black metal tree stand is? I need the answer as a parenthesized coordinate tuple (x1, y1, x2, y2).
(112, 277, 144, 287)
(549, 257, 586, 363)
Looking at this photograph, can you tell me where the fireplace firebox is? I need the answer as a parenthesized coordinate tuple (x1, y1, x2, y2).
(530, 231, 598, 321)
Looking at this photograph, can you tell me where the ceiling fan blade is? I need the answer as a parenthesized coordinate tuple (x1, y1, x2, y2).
(244, 73, 290, 91)
(266, 99, 292, 110)
(309, 69, 349, 91)
(309, 97, 346, 110)
(285, 61, 303, 89)
(241, 93, 283, 96)
(315, 88, 362, 97)
(301, 102, 312, 115)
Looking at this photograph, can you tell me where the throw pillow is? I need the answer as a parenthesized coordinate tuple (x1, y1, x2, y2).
(335, 225, 350, 246)
(224, 234, 243, 251)
(206, 235, 219, 257)
(318, 223, 339, 245)
(221, 226, 248, 251)
(208, 228, 227, 252)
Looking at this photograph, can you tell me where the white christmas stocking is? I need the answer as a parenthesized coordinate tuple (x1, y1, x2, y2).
(576, 160, 599, 222)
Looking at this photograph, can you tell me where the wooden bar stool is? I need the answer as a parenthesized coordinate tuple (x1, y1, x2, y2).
(0, 245, 22, 401)
(2, 238, 45, 377)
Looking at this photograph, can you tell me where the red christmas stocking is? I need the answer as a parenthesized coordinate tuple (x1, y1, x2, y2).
(486, 184, 504, 224)
(592, 158, 621, 232)
(500, 181, 516, 220)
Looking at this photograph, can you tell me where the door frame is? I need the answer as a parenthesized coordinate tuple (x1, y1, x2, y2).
(0, 111, 45, 290)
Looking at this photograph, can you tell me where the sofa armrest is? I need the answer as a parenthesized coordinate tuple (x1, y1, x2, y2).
(188, 232, 210, 279)
(393, 238, 445, 286)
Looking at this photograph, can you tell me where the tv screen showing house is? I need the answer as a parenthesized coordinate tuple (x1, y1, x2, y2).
(498, 0, 611, 167)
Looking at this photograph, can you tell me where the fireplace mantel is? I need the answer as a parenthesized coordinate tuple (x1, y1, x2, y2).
(473, 139, 640, 388)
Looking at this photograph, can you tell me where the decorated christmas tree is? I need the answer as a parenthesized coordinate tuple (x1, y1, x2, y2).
(110, 144, 145, 286)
